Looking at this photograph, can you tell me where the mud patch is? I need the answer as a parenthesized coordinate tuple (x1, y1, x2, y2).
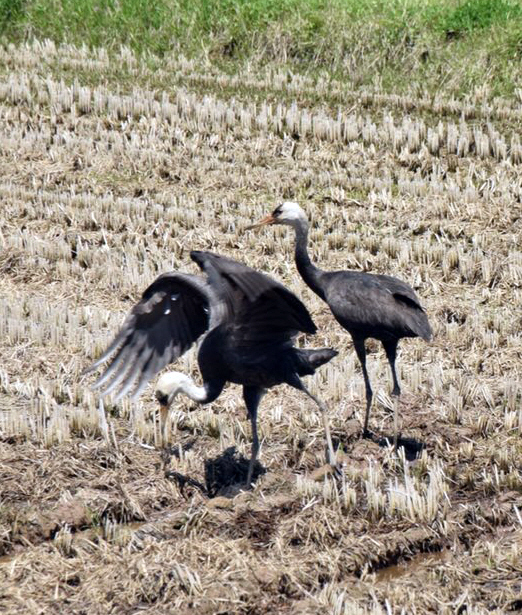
(374, 547, 451, 583)
(230, 508, 277, 549)
(373, 433, 424, 460)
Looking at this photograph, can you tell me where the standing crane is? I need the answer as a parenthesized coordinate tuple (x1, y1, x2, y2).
(85, 250, 338, 487)
(249, 202, 432, 441)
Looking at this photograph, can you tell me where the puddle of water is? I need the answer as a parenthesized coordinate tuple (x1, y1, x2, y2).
(374, 549, 451, 583)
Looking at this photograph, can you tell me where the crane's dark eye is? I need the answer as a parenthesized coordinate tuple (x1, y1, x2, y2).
(156, 391, 169, 405)
(272, 206, 282, 216)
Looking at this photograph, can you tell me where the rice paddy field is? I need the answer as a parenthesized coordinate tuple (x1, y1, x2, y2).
(1, 37, 522, 613)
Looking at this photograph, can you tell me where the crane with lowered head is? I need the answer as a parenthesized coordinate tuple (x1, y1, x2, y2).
(85, 249, 338, 487)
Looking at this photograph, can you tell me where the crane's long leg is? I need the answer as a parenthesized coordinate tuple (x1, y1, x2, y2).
(382, 339, 401, 451)
(393, 396, 399, 452)
(353, 337, 373, 437)
(382, 339, 401, 397)
(298, 384, 337, 467)
(243, 386, 265, 488)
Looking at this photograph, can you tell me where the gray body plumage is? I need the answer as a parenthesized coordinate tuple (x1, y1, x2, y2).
(319, 270, 432, 343)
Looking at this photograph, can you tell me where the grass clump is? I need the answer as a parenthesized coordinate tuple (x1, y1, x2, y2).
(428, 0, 522, 36)
(1, 1, 522, 102)
(2, 0, 178, 55)
(1, 0, 521, 57)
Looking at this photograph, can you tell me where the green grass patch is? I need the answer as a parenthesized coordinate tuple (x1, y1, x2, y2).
(2, 0, 521, 56)
(1, 1, 522, 97)
(427, 0, 522, 36)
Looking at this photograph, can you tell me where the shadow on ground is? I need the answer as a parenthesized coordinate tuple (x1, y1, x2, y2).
(371, 433, 425, 461)
(164, 446, 266, 497)
(332, 425, 425, 463)
(205, 447, 266, 497)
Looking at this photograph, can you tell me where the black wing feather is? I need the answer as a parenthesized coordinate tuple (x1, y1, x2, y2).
(85, 272, 210, 399)
(87, 251, 318, 401)
(191, 251, 316, 348)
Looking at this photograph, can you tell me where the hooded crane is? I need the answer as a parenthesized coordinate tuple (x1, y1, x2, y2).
(249, 202, 432, 441)
(85, 250, 338, 487)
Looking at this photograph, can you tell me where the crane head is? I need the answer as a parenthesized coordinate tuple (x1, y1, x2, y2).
(247, 202, 307, 229)
(155, 371, 192, 408)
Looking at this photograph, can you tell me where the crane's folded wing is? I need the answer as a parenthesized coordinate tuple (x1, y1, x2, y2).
(323, 271, 431, 339)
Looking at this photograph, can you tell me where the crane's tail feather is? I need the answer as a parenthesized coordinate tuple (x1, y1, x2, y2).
(414, 312, 433, 342)
(295, 348, 338, 376)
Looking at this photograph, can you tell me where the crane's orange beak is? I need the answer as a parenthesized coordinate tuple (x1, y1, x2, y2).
(245, 213, 276, 230)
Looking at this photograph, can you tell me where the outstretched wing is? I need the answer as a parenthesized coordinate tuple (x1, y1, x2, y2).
(85, 272, 212, 400)
(190, 250, 316, 348)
